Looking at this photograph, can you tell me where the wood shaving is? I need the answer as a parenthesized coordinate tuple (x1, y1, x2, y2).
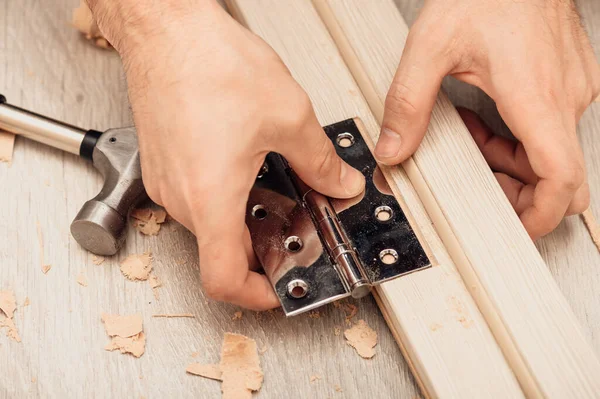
(333, 326, 341, 336)
(344, 319, 377, 359)
(92, 255, 105, 265)
(72, 1, 112, 49)
(310, 375, 321, 383)
(101, 313, 145, 358)
(0, 290, 17, 318)
(0, 131, 15, 163)
(187, 333, 263, 399)
(131, 208, 168, 236)
(186, 363, 223, 380)
(232, 311, 243, 320)
(105, 332, 146, 358)
(76, 273, 88, 287)
(191, 351, 199, 358)
(582, 208, 600, 253)
(0, 290, 20, 342)
(120, 252, 153, 281)
(152, 314, 195, 318)
(335, 385, 343, 392)
(42, 265, 51, 274)
(23, 297, 30, 307)
(101, 313, 143, 337)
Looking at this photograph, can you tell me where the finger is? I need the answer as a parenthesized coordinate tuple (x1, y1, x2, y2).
(497, 98, 586, 238)
(375, 32, 452, 165)
(457, 107, 538, 185)
(278, 111, 365, 199)
(494, 172, 534, 216)
(192, 182, 279, 310)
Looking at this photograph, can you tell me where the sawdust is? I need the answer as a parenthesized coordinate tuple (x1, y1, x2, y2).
(0, 131, 15, 163)
(308, 310, 321, 319)
(0, 290, 21, 342)
(310, 375, 321, 383)
(92, 255, 105, 266)
(23, 297, 30, 307)
(429, 323, 443, 331)
(131, 208, 168, 236)
(186, 363, 223, 380)
(152, 314, 195, 318)
(582, 208, 600, 253)
(72, 1, 112, 49)
(448, 296, 474, 328)
(344, 319, 377, 359)
(335, 385, 343, 392)
(344, 304, 358, 325)
(101, 313, 145, 358)
(232, 311, 243, 320)
(191, 352, 199, 358)
(120, 252, 153, 281)
(333, 326, 341, 336)
(76, 273, 88, 287)
(187, 333, 263, 399)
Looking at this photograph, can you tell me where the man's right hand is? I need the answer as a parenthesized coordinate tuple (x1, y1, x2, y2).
(87, 0, 365, 310)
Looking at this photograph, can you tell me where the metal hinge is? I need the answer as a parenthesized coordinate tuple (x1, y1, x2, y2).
(246, 118, 430, 316)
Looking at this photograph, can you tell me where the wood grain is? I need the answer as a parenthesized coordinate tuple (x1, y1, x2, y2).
(319, 0, 600, 396)
(227, 0, 523, 397)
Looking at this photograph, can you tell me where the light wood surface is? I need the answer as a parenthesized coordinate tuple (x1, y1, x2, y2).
(1, 0, 599, 398)
(319, 0, 600, 396)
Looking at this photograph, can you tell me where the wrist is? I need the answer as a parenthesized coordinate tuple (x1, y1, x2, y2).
(87, 0, 221, 55)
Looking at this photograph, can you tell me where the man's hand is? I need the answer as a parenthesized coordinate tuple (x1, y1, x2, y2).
(88, 0, 365, 309)
(376, 0, 600, 239)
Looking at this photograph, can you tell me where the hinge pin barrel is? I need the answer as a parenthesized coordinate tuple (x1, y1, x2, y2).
(291, 172, 371, 298)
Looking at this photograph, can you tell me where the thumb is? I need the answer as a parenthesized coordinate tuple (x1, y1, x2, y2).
(278, 111, 365, 199)
(376, 39, 449, 165)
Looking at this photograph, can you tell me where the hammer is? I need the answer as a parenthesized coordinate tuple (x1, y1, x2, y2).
(0, 94, 147, 255)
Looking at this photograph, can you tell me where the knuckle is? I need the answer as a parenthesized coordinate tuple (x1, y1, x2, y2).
(385, 82, 419, 118)
(557, 163, 585, 191)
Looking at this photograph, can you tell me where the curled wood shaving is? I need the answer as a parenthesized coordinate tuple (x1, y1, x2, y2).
(0, 131, 15, 163)
(131, 208, 168, 236)
(187, 333, 263, 399)
(72, 1, 112, 49)
(105, 332, 146, 358)
(120, 252, 153, 281)
(232, 311, 242, 320)
(344, 304, 358, 325)
(344, 319, 377, 359)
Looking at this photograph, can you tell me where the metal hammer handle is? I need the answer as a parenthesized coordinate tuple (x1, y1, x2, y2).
(0, 94, 101, 159)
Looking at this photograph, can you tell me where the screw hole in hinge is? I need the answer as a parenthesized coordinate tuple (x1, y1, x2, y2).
(379, 248, 399, 265)
(374, 205, 393, 222)
(284, 236, 303, 252)
(336, 132, 355, 148)
(287, 279, 309, 299)
(109, 137, 117, 143)
(252, 204, 267, 220)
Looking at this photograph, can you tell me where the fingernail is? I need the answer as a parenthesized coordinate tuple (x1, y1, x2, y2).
(375, 128, 402, 159)
(340, 162, 366, 195)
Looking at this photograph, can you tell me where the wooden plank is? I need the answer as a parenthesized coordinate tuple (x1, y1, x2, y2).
(226, 1, 523, 397)
(315, 0, 600, 396)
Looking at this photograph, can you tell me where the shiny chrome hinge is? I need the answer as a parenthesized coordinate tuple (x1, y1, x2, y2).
(246, 118, 430, 316)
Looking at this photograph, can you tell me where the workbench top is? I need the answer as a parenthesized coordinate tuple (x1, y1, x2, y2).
(0, 1, 598, 398)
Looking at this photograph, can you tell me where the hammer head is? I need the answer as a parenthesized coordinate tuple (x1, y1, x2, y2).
(70, 127, 147, 255)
